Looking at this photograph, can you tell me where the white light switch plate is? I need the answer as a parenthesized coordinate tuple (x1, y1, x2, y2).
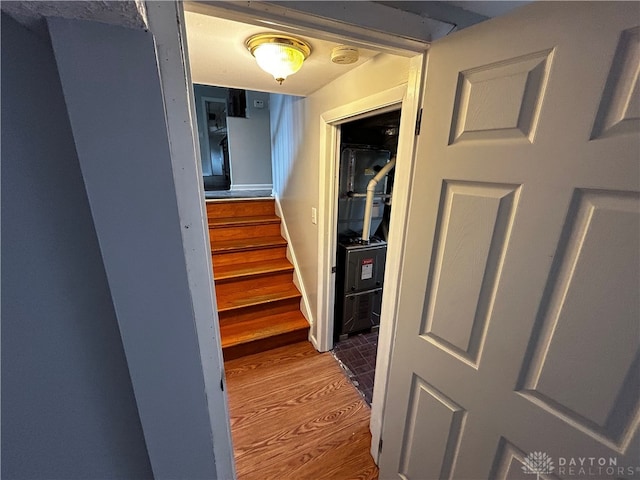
(311, 207, 317, 225)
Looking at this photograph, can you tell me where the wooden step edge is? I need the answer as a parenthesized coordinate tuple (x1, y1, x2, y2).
(214, 262, 294, 283)
(211, 236, 287, 254)
(217, 288, 301, 313)
(222, 328, 310, 361)
(205, 198, 273, 204)
(208, 215, 281, 228)
(220, 313, 309, 349)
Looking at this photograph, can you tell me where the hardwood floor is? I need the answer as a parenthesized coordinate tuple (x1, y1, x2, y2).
(225, 341, 379, 480)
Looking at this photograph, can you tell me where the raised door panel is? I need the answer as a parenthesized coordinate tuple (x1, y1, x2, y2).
(519, 189, 640, 452)
(422, 181, 520, 367)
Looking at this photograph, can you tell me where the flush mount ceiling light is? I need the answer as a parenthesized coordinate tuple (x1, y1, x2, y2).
(246, 34, 311, 85)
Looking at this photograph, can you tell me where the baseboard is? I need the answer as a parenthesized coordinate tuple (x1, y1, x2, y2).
(309, 330, 321, 351)
(274, 196, 314, 331)
(230, 183, 273, 191)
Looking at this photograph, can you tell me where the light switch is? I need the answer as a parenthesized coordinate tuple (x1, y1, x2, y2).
(253, 99, 265, 109)
(311, 207, 317, 225)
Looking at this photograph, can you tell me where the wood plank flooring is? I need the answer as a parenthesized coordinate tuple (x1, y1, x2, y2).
(225, 341, 379, 480)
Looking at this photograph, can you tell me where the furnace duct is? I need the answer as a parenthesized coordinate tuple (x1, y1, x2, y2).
(362, 157, 396, 243)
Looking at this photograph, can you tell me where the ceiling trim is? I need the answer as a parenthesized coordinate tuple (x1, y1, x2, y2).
(185, 1, 440, 57)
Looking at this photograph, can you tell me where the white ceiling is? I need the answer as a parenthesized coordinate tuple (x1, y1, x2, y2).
(184, 11, 382, 97)
(184, 1, 532, 98)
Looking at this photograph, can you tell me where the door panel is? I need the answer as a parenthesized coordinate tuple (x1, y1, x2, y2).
(399, 377, 467, 479)
(591, 26, 639, 140)
(423, 181, 520, 367)
(380, 2, 640, 479)
(518, 189, 640, 451)
(449, 49, 552, 145)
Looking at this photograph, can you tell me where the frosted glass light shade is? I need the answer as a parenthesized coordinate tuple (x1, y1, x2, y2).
(253, 44, 305, 83)
(247, 34, 311, 85)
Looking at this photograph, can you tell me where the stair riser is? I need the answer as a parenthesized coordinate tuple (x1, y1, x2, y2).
(218, 297, 302, 326)
(209, 222, 282, 243)
(206, 200, 274, 219)
(214, 266, 294, 284)
(216, 271, 295, 293)
(222, 328, 309, 361)
(212, 246, 287, 268)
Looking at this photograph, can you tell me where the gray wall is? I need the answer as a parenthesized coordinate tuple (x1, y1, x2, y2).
(227, 90, 273, 189)
(47, 16, 221, 479)
(1, 12, 153, 479)
(194, 84, 273, 189)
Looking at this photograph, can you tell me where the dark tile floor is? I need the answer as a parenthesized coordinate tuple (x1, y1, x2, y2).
(332, 330, 378, 406)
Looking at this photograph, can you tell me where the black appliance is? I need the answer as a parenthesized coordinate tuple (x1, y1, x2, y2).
(334, 237, 387, 341)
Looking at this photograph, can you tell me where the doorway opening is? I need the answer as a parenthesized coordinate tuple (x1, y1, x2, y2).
(181, 1, 426, 472)
(194, 84, 273, 197)
(332, 109, 401, 405)
(201, 97, 231, 191)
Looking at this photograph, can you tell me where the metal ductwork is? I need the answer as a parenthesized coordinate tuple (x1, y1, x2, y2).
(337, 147, 392, 239)
(362, 157, 395, 243)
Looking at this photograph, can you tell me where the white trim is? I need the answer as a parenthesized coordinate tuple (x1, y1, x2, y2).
(369, 54, 425, 463)
(146, 3, 236, 478)
(308, 333, 321, 352)
(255, 2, 453, 45)
(273, 196, 314, 329)
(184, 1, 441, 56)
(316, 83, 408, 353)
(315, 119, 339, 352)
(316, 55, 424, 465)
(230, 183, 273, 191)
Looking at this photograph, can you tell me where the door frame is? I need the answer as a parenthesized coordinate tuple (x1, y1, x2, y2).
(130, 3, 237, 478)
(200, 95, 231, 189)
(315, 54, 425, 461)
(172, 0, 432, 472)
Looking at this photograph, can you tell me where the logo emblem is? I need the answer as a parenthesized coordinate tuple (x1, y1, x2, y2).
(522, 451, 555, 479)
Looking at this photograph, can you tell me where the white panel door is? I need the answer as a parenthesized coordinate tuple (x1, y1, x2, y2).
(380, 2, 640, 479)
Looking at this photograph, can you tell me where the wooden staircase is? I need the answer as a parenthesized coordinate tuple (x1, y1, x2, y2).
(207, 199, 309, 361)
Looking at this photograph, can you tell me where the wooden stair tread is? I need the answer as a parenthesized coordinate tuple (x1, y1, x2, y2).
(211, 236, 287, 253)
(216, 281, 301, 311)
(206, 199, 275, 220)
(220, 312, 308, 349)
(207, 198, 306, 359)
(214, 258, 293, 282)
(209, 215, 280, 228)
